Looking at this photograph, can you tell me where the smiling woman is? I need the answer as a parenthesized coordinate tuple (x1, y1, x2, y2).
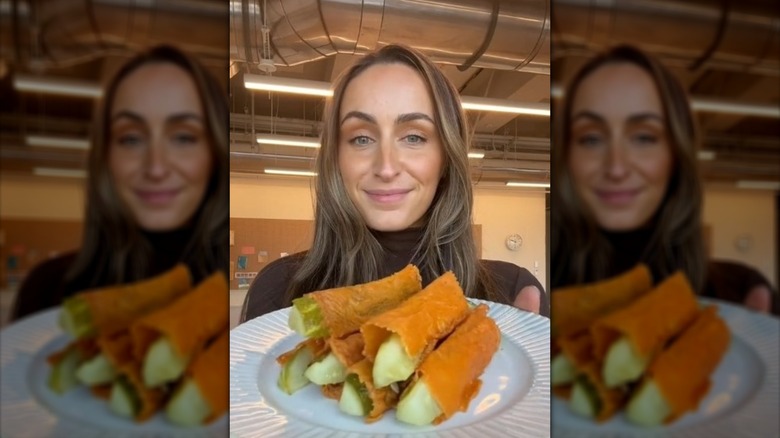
(12, 46, 229, 321)
(241, 44, 546, 321)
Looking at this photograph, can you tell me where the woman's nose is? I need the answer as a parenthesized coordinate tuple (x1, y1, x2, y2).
(605, 143, 630, 181)
(373, 141, 401, 181)
(143, 141, 171, 180)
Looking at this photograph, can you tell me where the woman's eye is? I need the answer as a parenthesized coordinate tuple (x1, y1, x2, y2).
(350, 135, 373, 146)
(404, 134, 426, 145)
(172, 132, 198, 145)
(576, 133, 603, 147)
(632, 132, 659, 145)
(116, 133, 144, 147)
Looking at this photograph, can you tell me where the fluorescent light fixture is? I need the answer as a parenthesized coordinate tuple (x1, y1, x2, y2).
(256, 133, 320, 148)
(468, 151, 485, 159)
(461, 96, 550, 116)
(692, 98, 780, 118)
(33, 167, 87, 178)
(243, 75, 549, 115)
(244, 74, 332, 97)
(264, 168, 318, 177)
(697, 150, 716, 160)
(14, 74, 102, 98)
(736, 180, 780, 190)
(506, 181, 550, 188)
(26, 135, 90, 150)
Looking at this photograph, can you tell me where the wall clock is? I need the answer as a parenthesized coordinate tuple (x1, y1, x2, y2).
(505, 233, 523, 251)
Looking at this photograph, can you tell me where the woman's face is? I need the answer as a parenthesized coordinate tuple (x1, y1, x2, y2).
(108, 63, 213, 232)
(338, 63, 444, 231)
(567, 62, 673, 232)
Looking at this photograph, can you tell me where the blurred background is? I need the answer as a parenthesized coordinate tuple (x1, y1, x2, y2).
(0, 0, 229, 325)
(552, 0, 779, 288)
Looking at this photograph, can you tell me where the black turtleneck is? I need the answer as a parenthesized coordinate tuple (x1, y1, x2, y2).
(11, 228, 195, 322)
(241, 227, 548, 322)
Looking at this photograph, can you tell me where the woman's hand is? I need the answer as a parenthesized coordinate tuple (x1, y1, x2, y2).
(744, 285, 772, 314)
(514, 285, 541, 314)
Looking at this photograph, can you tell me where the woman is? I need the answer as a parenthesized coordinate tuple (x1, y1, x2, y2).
(12, 45, 229, 320)
(241, 44, 546, 321)
(551, 45, 776, 314)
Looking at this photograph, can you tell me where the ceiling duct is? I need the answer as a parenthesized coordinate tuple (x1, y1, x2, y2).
(552, 0, 780, 75)
(2, 0, 228, 71)
(231, 0, 551, 74)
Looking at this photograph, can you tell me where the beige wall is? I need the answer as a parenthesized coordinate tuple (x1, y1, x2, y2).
(703, 187, 777, 287)
(230, 174, 549, 291)
(0, 175, 85, 220)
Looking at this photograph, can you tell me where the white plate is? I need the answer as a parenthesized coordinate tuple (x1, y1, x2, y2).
(552, 298, 780, 438)
(230, 299, 550, 437)
(0, 308, 228, 438)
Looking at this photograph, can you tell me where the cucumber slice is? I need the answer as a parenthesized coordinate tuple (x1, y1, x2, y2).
(142, 336, 189, 388)
(75, 353, 117, 386)
(603, 337, 648, 388)
(109, 376, 141, 419)
(48, 348, 83, 394)
(59, 298, 94, 339)
(569, 376, 601, 419)
(304, 352, 347, 385)
(626, 379, 671, 426)
(396, 379, 443, 426)
(339, 374, 372, 416)
(551, 353, 576, 386)
(166, 378, 212, 426)
(278, 345, 315, 394)
(289, 296, 328, 338)
(373, 333, 417, 388)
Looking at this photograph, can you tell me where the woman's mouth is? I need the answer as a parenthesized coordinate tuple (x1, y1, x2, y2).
(596, 189, 641, 206)
(365, 189, 412, 204)
(136, 189, 180, 206)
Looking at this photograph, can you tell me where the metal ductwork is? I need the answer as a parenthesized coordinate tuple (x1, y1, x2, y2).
(231, 0, 551, 74)
(1, 0, 227, 71)
(553, 0, 780, 75)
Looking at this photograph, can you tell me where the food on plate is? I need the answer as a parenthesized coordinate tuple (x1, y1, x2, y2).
(288, 264, 422, 338)
(59, 264, 192, 339)
(551, 264, 652, 338)
(166, 330, 229, 426)
(49, 270, 229, 427)
(277, 338, 328, 394)
(131, 272, 229, 387)
(338, 358, 399, 422)
(626, 306, 729, 426)
(277, 267, 502, 427)
(361, 271, 470, 388)
(551, 267, 731, 426)
(591, 272, 699, 388)
(396, 304, 500, 426)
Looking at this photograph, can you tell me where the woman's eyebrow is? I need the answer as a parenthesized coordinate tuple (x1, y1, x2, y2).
(111, 110, 144, 123)
(626, 113, 663, 124)
(570, 110, 605, 124)
(396, 112, 434, 125)
(110, 111, 202, 124)
(167, 113, 203, 124)
(341, 110, 376, 126)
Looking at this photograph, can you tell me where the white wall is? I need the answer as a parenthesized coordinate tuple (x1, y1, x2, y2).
(703, 187, 777, 287)
(230, 175, 549, 291)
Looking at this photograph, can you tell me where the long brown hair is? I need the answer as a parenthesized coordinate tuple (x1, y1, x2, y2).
(551, 45, 706, 292)
(286, 44, 499, 301)
(67, 45, 228, 287)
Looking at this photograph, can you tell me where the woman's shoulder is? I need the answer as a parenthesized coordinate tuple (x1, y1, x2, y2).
(480, 259, 548, 316)
(241, 251, 307, 322)
(12, 252, 79, 322)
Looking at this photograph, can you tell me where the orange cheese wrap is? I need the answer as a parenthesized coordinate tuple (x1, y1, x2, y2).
(97, 331, 134, 368)
(305, 264, 422, 338)
(590, 271, 699, 361)
(551, 264, 652, 338)
(414, 304, 500, 424)
(117, 362, 166, 422)
(578, 362, 627, 422)
(645, 306, 730, 423)
(47, 338, 99, 365)
(131, 272, 229, 362)
(558, 330, 596, 371)
(348, 358, 399, 423)
(276, 338, 329, 366)
(69, 264, 192, 337)
(186, 330, 229, 423)
(328, 332, 364, 368)
(361, 271, 469, 362)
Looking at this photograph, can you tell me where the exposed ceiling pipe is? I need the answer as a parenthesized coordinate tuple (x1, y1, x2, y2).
(231, 0, 551, 74)
(552, 0, 780, 75)
(3, 0, 227, 71)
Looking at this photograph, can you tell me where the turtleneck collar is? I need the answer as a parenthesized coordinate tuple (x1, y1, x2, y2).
(602, 226, 655, 275)
(370, 227, 424, 256)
